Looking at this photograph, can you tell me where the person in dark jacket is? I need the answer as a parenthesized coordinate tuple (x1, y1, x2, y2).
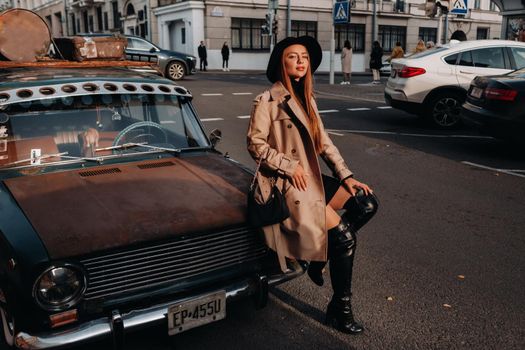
(198, 41, 207, 71)
(369, 41, 383, 84)
(221, 42, 230, 71)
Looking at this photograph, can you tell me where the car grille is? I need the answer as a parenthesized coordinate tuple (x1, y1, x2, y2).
(80, 227, 267, 300)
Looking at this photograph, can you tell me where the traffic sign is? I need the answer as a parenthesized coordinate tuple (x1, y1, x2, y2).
(333, 1, 350, 24)
(450, 0, 467, 14)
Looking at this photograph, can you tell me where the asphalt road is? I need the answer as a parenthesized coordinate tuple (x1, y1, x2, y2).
(82, 72, 524, 350)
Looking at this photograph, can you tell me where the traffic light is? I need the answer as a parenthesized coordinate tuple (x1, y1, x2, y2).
(438, 1, 449, 14)
(262, 13, 271, 35)
(272, 17, 278, 35)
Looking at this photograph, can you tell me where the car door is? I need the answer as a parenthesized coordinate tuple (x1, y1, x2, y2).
(509, 46, 525, 69)
(455, 47, 511, 88)
(125, 37, 159, 65)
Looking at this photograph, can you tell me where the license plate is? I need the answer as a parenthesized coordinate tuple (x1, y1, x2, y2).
(391, 69, 396, 78)
(470, 87, 483, 98)
(167, 291, 226, 335)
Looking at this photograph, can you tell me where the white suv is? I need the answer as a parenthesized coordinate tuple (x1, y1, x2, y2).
(384, 40, 525, 128)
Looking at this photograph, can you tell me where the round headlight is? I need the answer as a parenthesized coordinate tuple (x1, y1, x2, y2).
(33, 265, 85, 311)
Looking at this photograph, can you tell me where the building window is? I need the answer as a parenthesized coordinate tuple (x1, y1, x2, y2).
(181, 27, 186, 44)
(82, 10, 88, 33)
(335, 23, 365, 52)
(379, 25, 406, 52)
(70, 13, 76, 35)
(476, 27, 489, 39)
(97, 7, 103, 32)
(490, 1, 497, 11)
(474, 0, 480, 9)
(103, 12, 109, 31)
(418, 27, 437, 44)
(112, 1, 121, 29)
(291, 21, 317, 38)
(231, 18, 270, 50)
(88, 15, 94, 33)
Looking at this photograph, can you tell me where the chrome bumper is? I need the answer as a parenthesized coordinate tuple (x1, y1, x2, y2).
(15, 262, 304, 350)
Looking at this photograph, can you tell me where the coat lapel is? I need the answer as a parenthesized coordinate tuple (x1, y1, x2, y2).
(269, 82, 313, 141)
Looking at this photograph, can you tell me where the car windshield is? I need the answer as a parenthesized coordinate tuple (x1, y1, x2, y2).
(0, 93, 209, 170)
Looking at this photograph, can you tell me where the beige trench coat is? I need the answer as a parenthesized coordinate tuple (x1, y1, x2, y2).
(247, 82, 353, 272)
(341, 47, 353, 74)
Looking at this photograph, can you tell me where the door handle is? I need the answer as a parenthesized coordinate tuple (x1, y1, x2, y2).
(459, 71, 475, 74)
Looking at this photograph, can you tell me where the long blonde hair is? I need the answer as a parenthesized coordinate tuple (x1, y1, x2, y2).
(279, 52, 323, 154)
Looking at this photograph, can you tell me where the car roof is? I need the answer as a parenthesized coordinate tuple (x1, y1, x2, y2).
(442, 39, 525, 51)
(0, 66, 174, 90)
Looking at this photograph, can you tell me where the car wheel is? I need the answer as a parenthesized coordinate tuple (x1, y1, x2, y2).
(428, 92, 464, 128)
(0, 303, 15, 348)
(167, 61, 185, 81)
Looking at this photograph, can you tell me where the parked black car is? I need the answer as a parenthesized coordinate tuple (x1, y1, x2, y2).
(0, 62, 302, 349)
(461, 68, 525, 142)
(74, 34, 196, 81)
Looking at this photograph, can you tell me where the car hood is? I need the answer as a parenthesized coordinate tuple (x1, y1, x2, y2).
(3, 154, 251, 259)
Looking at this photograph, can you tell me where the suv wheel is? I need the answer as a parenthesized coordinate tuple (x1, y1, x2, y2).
(428, 92, 464, 128)
(167, 61, 185, 81)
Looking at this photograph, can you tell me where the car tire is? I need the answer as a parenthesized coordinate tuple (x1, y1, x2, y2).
(0, 302, 15, 348)
(427, 92, 465, 129)
(166, 61, 186, 81)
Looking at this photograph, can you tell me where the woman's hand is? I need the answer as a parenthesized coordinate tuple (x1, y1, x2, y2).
(343, 177, 373, 196)
(290, 164, 308, 191)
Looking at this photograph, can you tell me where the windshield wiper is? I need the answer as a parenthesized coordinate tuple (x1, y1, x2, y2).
(95, 142, 181, 154)
(0, 152, 99, 169)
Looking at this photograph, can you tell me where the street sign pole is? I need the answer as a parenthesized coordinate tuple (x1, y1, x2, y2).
(331, 0, 351, 85)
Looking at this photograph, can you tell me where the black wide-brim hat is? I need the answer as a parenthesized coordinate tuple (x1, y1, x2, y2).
(266, 36, 322, 83)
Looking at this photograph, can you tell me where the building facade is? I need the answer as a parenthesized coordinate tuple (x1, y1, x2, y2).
(16, 0, 504, 72)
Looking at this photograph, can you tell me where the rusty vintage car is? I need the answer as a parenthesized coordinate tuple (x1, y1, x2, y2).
(0, 63, 303, 349)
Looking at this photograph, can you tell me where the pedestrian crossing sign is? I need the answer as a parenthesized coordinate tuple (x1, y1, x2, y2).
(333, 1, 350, 24)
(450, 0, 468, 14)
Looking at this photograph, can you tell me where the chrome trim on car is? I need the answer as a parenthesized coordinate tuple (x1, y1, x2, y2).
(14, 262, 304, 350)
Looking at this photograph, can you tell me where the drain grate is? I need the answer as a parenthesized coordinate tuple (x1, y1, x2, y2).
(137, 161, 175, 170)
(79, 168, 122, 177)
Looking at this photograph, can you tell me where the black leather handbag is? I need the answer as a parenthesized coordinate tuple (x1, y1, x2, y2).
(247, 158, 290, 228)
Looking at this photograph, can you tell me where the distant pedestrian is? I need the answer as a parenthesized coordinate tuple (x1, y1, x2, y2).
(198, 41, 207, 71)
(389, 41, 404, 62)
(414, 39, 426, 53)
(221, 42, 230, 71)
(426, 41, 435, 49)
(340, 40, 353, 85)
(370, 41, 383, 84)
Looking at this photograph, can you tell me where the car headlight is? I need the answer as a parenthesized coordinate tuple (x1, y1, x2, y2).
(33, 265, 86, 311)
(187, 56, 196, 61)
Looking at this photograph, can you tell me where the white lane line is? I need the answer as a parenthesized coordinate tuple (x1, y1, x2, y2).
(326, 128, 493, 139)
(315, 90, 385, 104)
(232, 92, 253, 95)
(237, 115, 251, 119)
(201, 93, 223, 96)
(461, 161, 525, 178)
(200, 118, 224, 121)
(347, 108, 371, 111)
(319, 109, 339, 114)
(327, 131, 344, 136)
(377, 106, 392, 109)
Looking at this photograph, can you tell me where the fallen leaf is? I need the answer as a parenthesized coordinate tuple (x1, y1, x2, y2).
(443, 304, 452, 308)
(386, 296, 394, 301)
(494, 173, 500, 176)
(457, 275, 465, 280)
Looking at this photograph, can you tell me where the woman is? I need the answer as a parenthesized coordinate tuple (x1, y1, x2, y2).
(414, 39, 426, 53)
(370, 41, 383, 84)
(247, 36, 378, 334)
(340, 40, 353, 85)
(221, 42, 230, 71)
(389, 41, 404, 62)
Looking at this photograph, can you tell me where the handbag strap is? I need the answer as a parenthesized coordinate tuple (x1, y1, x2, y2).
(250, 156, 279, 191)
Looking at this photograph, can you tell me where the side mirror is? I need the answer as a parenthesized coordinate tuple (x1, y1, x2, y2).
(209, 129, 222, 148)
(149, 47, 157, 53)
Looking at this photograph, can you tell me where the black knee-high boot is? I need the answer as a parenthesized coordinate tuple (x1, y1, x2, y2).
(325, 220, 363, 334)
(307, 190, 379, 287)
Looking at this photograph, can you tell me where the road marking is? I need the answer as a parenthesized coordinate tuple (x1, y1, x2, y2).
(347, 108, 371, 111)
(461, 161, 525, 178)
(377, 106, 392, 109)
(326, 128, 493, 139)
(200, 118, 224, 121)
(201, 93, 223, 96)
(327, 131, 344, 136)
(315, 90, 384, 104)
(232, 92, 253, 95)
(319, 109, 339, 114)
(237, 115, 251, 119)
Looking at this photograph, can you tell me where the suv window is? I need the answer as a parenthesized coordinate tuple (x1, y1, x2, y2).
(128, 37, 155, 51)
(511, 47, 525, 69)
(458, 51, 473, 66)
(471, 47, 505, 68)
(444, 53, 458, 65)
